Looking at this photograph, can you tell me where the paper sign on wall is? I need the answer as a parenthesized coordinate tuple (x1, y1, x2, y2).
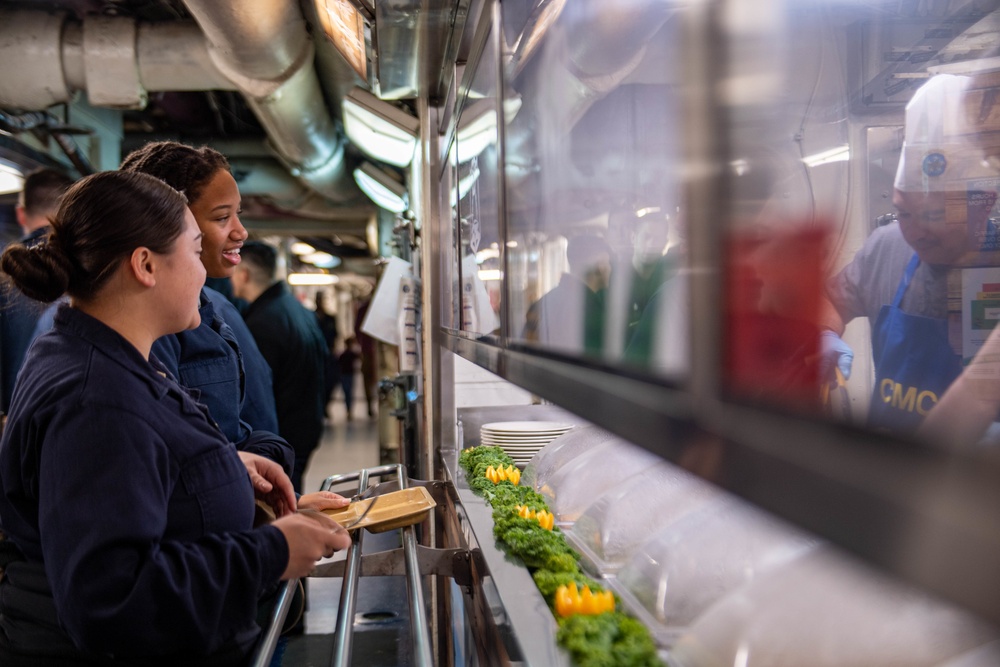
(360, 256, 413, 345)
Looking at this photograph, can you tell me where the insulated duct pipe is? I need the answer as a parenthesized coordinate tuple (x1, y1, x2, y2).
(0, 10, 234, 110)
(0, 6, 356, 202)
(181, 0, 352, 202)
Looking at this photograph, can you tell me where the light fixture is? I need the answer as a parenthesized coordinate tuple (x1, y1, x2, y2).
(452, 96, 523, 164)
(802, 145, 850, 168)
(302, 251, 341, 269)
(291, 242, 316, 255)
(450, 163, 481, 207)
(353, 161, 408, 213)
(475, 246, 500, 262)
(288, 273, 339, 286)
(0, 160, 24, 195)
(313, 0, 368, 81)
(478, 269, 502, 281)
(343, 87, 419, 167)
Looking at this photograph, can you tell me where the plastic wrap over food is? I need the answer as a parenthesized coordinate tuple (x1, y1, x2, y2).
(532, 435, 663, 523)
(668, 547, 999, 667)
(520, 425, 618, 491)
(616, 499, 817, 641)
(568, 462, 725, 573)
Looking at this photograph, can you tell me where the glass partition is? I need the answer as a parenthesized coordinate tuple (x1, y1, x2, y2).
(454, 22, 503, 338)
(717, 0, 1000, 443)
(440, 0, 1000, 624)
(498, 0, 687, 376)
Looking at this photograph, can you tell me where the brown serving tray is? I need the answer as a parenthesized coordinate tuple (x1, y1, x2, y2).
(322, 486, 436, 533)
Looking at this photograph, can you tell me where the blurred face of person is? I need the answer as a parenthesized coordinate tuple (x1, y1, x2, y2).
(158, 209, 207, 332)
(187, 169, 247, 278)
(894, 188, 968, 266)
(632, 218, 671, 268)
(587, 252, 612, 291)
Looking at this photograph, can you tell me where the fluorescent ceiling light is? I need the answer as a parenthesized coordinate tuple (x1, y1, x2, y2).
(343, 87, 419, 167)
(450, 163, 481, 207)
(0, 161, 24, 195)
(314, 0, 368, 80)
(452, 96, 522, 164)
(802, 145, 850, 168)
(302, 251, 341, 269)
(291, 242, 316, 255)
(288, 273, 339, 286)
(475, 246, 500, 262)
(354, 161, 408, 213)
(478, 269, 502, 281)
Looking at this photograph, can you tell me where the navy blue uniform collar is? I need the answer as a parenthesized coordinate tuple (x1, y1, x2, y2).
(53, 306, 171, 399)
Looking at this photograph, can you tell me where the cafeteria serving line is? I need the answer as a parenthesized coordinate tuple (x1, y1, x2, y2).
(3, 0, 1000, 665)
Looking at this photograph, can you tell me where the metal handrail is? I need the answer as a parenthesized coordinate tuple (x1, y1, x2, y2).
(322, 463, 434, 667)
(248, 579, 298, 667)
(396, 466, 434, 667)
(329, 468, 369, 666)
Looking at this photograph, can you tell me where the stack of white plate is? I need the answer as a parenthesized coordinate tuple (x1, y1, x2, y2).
(480, 421, 574, 468)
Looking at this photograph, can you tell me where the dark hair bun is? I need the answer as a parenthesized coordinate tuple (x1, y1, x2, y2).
(1, 241, 72, 303)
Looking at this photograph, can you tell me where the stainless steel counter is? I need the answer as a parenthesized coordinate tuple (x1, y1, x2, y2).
(440, 405, 580, 666)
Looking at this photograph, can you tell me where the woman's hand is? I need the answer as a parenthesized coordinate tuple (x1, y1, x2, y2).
(298, 491, 350, 512)
(273, 512, 352, 579)
(238, 452, 297, 518)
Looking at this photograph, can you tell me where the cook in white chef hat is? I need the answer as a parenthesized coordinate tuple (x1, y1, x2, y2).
(894, 73, 979, 195)
(893, 74, 974, 194)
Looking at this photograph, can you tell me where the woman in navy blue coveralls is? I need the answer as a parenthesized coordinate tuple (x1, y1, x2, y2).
(0, 172, 351, 666)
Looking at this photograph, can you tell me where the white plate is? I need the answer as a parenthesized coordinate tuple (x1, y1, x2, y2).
(481, 421, 573, 434)
(481, 432, 567, 440)
(485, 436, 566, 444)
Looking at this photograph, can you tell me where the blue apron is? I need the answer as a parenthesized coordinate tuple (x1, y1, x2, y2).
(869, 254, 962, 434)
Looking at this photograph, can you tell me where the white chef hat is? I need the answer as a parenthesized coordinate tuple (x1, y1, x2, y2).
(894, 74, 977, 194)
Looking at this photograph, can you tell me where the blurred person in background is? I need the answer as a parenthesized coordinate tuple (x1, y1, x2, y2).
(314, 290, 340, 418)
(522, 234, 612, 355)
(0, 171, 351, 666)
(822, 74, 999, 434)
(355, 297, 378, 419)
(233, 241, 329, 493)
(338, 337, 360, 421)
(0, 168, 73, 417)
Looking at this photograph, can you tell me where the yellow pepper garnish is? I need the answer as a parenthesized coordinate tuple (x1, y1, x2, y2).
(484, 464, 521, 485)
(515, 505, 554, 530)
(554, 581, 615, 617)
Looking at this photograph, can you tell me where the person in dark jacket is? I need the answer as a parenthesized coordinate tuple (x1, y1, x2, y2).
(0, 171, 351, 667)
(232, 241, 330, 492)
(0, 168, 74, 415)
(339, 337, 360, 420)
(120, 142, 289, 468)
(315, 290, 341, 417)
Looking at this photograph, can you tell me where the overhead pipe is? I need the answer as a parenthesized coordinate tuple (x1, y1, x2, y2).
(0, 9, 234, 110)
(181, 0, 355, 202)
(0, 6, 359, 202)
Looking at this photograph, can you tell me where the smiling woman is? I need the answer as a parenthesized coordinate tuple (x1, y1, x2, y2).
(120, 141, 289, 457)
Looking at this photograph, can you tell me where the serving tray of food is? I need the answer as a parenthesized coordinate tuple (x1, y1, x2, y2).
(322, 486, 436, 533)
